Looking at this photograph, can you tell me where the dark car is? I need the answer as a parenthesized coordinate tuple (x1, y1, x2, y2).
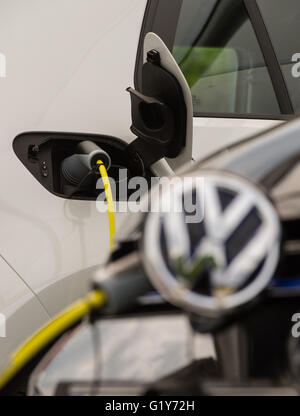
(18, 116, 300, 396)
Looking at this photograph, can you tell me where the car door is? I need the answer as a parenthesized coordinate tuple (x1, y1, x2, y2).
(135, 0, 296, 170)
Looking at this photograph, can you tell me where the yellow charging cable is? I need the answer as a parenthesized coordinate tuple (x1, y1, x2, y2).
(0, 289, 107, 390)
(0, 162, 115, 390)
(97, 160, 116, 250)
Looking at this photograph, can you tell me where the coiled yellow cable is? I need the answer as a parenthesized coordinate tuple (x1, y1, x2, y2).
(0, 289, 107, 390)
(0, 161, 116, 390)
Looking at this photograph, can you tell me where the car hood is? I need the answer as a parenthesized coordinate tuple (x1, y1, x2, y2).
(190, 117, 300, 221)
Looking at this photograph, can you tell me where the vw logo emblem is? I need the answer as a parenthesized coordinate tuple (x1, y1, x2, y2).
(142, 170, 281, 317)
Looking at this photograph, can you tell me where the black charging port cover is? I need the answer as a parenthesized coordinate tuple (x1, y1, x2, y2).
(127, 50, 187, 167)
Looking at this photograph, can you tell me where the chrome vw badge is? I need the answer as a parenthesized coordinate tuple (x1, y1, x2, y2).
(142, 171, 281, 317)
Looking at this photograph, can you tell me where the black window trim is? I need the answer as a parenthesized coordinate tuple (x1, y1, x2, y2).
(134, 0, 183, 91)
(134, 0, 295, 120)
(133, 0, 158, 90)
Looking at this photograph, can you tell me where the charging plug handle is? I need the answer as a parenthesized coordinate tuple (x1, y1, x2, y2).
(62, 140, 111, 186)
(76, 141, 111, 170)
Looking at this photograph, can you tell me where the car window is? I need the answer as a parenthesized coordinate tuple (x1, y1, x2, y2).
(257, 0, 300, 113)
(172, 0, 280, 116)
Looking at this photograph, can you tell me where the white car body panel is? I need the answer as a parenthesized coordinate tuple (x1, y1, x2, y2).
(0, 0, 146, 370)
(0, 255, 49, 370)
(192, 117, 282, 161)
(0, 0, 285, 371)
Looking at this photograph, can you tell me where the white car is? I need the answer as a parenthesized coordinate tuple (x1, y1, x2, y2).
(0, 0, 296, 371)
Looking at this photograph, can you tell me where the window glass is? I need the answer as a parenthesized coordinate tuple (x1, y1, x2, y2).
(257, 0, 300, 112)
(173, 0, 280, 115)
